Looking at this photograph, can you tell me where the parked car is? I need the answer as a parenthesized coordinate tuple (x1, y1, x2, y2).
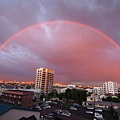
(94, 112, 103, 119)
(54, 109, 62, 114)
(45, 114, 54, 119)
(36, 106, 41, 110)
(73, 103, 80, 107)
(62, 110, 71, 116)
(32, 107, 40, 111)
(57, 109, 62, 113)
(45, 105, 51, 109)
(45, 100, 52, 103)
(86, 111, 93, 114)
(87, 107, 94, 110)
(53, 102, 57, 104)
(61, 112, 70, 117)
(95, 108, 102, 112)
(70, 106, 77, 110)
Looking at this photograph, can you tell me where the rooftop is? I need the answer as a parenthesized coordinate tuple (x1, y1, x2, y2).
(0, 102, 39, 115)
(0, 104, 12, 115)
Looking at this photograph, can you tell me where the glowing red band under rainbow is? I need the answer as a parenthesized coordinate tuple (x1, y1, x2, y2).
(0, 20, 119, 49)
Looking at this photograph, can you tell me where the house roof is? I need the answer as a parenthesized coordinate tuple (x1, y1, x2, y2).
(0, 104, 12, 115)
(0, 102, 39, 116)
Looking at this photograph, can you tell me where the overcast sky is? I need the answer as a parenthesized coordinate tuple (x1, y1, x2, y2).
(0, 0, 120, 86)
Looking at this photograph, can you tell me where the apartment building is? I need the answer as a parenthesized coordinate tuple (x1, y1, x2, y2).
(93, 86, 102, 95)
(102, 81, 118, 95)
(2, 90, 34, 108)
(35, 68, 54, 93)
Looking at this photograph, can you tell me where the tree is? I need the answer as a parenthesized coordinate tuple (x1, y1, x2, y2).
(117, 93, 120, 102)
(64, 88, 87, 104)
(58, 93, 64, 100)
(112, 97, 119, 103)
(47, 89, 58, 99)
(64, 89, 71, 101)
(106, 96, 112, 102)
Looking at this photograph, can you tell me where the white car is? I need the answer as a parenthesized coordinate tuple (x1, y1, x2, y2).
(87, 107, 94, 110)
(57, 109, 62, 113)
(45, 100, 52, 103)
(45, 105, 51, 109)
(94, 112, 103, 119)
(62, 112, 70, 117)
(70, 106, 77, 110)
(53, 102, 57, 104)
(86, 111, 93, 114)
(54, 109, 62, 114)
(62, 110, 71, 116)
(95, 108, 102, 112)
(45, 114, 54, 118)
(36, 106, 41, 110)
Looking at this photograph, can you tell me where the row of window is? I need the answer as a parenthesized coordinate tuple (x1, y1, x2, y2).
(4, 94, 22, 98)
(3, 99, 21, 104)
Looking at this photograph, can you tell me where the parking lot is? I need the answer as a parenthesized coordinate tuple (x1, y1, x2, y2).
(37, 102, 117, 120)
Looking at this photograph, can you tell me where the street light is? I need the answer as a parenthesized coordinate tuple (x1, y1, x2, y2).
(43, 98, 45, 120)
(118, 106, 120, 120)
(40, 97, 45, 120)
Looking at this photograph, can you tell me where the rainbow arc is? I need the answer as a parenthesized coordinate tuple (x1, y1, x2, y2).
(0, 20, 119, 49)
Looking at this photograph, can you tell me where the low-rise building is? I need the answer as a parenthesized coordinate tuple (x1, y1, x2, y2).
(2, 90, 34, 108)
(85, 88, 93, 94)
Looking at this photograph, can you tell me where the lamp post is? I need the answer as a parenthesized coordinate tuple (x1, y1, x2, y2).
(43, 98, 45, 120)
(39, 97, 45, 120)
(118, 106, 120, 120)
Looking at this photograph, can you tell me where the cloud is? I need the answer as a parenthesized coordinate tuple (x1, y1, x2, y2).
(0, 0, 120, 45)
(1, 21, 120, 85)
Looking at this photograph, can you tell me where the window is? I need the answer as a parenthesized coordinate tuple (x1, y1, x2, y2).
(14, 95, 16, 98)
(28, 100, 31, 103)
(18, 101, 21, 105)
(19, 96, 22, 98)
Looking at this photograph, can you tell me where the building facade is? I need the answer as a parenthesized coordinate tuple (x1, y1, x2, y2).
(35, 68, 54, 93)
(93, 87, 102, 95)
(102, 81, 118, 95)
(2, 90, 34, 108)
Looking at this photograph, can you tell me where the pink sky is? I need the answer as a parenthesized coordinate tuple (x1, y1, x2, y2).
(0, 0, 120, 86)
(1, 21, 120, 86)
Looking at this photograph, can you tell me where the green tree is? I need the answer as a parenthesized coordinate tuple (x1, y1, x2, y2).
(65, 89, 71, 101)
(106, 96, 112, 102)
(47, 89, 58, 99)
(58, 93, 64, 100)
(117, 93, 120, 102)
(64, 88, 87, 104)
(112, 97, 119, 103)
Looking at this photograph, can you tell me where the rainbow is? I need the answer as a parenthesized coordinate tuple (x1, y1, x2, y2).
(0, 20, 119, 49)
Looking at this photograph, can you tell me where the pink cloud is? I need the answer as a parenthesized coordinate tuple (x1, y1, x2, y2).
(1, 21, 120, 85)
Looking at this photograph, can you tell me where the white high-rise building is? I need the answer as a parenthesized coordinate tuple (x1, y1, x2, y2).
(35, 68, 54, 93)
(102, 81, 118, 95)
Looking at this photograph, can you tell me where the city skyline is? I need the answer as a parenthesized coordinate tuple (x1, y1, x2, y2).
(0, 0, 120, 86)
